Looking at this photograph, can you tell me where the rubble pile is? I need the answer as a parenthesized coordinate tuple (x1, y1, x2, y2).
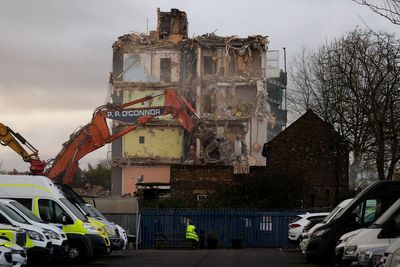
(72, 183, 110, 198)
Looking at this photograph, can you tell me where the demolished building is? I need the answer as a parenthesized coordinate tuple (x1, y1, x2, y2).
(109, 8, 287, 199)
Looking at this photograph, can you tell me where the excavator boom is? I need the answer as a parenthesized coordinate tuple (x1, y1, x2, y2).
(0, 123, 45, 175)
(46, 88, 198, 184)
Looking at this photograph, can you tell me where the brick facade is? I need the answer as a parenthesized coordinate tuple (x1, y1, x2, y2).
(171, 165, 265, 205)
(262, 110, 349, 208)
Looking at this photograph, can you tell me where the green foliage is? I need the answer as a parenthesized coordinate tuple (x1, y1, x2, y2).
(83, 159, 111, 190)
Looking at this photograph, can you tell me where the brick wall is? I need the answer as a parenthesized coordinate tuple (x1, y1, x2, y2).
(263, 110, 349, 208)
(171, 165, 265, 205)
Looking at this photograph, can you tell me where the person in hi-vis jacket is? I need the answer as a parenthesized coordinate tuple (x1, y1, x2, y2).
(185, 222, 199, 248)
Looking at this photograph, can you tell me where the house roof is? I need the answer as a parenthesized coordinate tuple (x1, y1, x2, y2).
(262, 109, 349, 157)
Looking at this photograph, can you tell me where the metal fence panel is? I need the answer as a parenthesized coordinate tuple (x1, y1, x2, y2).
(139, 209, 299, 248)
(103, 213, 138, 236)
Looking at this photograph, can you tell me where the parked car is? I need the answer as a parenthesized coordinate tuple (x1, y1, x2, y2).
(300, 199, 353, 253)
(306, 181, 400, 265)
(288, 212, 329, 243)
(338, 197, 400, 267)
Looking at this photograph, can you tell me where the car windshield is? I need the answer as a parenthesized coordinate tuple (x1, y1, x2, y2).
(59, 198, 87, 221)
(10, 201, 44, 223)
(0, 203, 29, 224)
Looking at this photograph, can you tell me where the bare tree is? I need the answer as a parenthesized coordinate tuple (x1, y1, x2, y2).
(290, 28, 400, 185)
(353, 0, 400, 25)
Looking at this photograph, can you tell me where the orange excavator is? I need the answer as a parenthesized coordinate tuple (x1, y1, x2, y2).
(1, 88, 199, 184)
(45, 88, 199, 184)
(0, 123, 46, 175)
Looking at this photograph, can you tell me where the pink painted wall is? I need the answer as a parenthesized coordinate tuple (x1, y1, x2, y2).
(122, 165, 170, 195)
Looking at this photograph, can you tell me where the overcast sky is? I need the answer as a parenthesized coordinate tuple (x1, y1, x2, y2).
(0, 0, 399, 172)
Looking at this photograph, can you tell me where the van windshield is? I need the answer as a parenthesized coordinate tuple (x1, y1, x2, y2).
(373, 198, 400, 226)
(10, 201, 44, 223)
(79, 204, 97, 217)
(323, 199, 352, 223)
(0, 203, 30, 224)
(323, 205, 343, 223)
(88, 206, 106, 219)
(60, 198, 87, 221)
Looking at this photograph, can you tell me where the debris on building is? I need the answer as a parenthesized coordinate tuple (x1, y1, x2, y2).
(109, 8, 287, 198)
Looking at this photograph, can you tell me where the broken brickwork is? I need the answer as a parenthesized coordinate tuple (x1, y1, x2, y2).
(110, 8, 287, 196)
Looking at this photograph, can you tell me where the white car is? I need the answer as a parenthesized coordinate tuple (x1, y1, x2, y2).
(288, 212, 329, 242)
(0, 246, 13, 267)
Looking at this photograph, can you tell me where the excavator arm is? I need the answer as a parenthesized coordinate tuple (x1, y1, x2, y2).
(45, 88, 199, 184)
(0, 123, 45, 175)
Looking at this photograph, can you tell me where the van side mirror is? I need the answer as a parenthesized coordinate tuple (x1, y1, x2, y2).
(62, 214, 73, 225)
(344, 214, 359, 226)
(378, 219, 399, 238)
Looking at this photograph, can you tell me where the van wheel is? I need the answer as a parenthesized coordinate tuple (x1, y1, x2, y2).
(68, 242, 87, 263)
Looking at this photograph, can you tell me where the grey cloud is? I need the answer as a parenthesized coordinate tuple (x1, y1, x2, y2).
(0, 0, 399, 172)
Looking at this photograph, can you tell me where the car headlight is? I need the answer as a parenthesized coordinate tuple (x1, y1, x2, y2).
(380, 252, 389, 266)
(44, 229, 60, 240)
(104, 226, 117, 237)
(344, 246, 357, 256)
(83, 223, 98, 233)
(26, 230, 45, 241)
(313, 229, 329, 237)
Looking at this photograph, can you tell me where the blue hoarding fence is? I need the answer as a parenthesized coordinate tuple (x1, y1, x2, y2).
(139, 209, 299, 248)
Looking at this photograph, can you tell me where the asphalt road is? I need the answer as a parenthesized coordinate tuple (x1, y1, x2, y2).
(32, 248, 324, 267)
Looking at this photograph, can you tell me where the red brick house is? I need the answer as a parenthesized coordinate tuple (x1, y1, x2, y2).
(262, 110, 349, 208)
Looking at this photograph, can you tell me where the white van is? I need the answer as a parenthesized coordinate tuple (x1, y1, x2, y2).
(380, 237, 400, 267)
(0, 245, 12, 267)
(55, 183, 127, 250)
(0, 239, 27, 267)
(0, 175, 111, 262)
(0, 199, 69, 257)
(340, 197, 400, 266)
(78, 203, 127, 250)
(0, 201, 52, 260)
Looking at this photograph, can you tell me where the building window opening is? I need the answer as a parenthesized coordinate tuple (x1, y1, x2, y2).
(203, 56, 213, 75)
(160, 58, 171, 82)
(139, 136, 145, 144)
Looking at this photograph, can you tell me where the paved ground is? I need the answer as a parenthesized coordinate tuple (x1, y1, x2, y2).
(32, 248, 324, 267)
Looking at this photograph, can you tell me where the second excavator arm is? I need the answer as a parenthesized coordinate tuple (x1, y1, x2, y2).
(45, 88, 199, 184)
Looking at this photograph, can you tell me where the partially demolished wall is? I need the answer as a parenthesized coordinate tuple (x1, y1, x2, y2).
(110, 9, 286, 181)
